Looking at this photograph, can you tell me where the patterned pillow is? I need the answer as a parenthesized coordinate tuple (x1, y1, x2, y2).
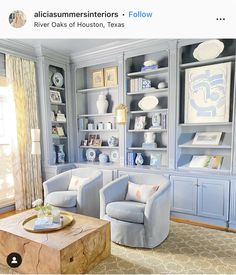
(68, 175, 90, 191)
(125, 181, 159, 203)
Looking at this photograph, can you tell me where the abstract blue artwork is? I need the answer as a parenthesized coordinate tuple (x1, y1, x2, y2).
(185, 62, 231, 123)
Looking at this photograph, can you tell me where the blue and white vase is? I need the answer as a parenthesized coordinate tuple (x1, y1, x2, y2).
(52, 144, 57, 164)
(57, 144, 65, 164)
(135, 153, 144, 165)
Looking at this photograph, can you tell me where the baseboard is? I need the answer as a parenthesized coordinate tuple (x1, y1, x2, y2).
(170, 216, 229, 232)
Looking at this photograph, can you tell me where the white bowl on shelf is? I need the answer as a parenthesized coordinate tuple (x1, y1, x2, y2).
(193, 40, 224, 61)
(138, 96, 159, 111)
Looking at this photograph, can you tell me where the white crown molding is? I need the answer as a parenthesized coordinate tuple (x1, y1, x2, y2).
(35, 46, 70, 64)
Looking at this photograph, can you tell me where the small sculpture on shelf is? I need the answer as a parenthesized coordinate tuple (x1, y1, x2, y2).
(96, 93, 108, 114)
(142, 132, 157, 149)
(57, 144, 65, 164)
(135, 153, 144, 166)
(141, 60, 158, 71)
(108, 136, 119, 147)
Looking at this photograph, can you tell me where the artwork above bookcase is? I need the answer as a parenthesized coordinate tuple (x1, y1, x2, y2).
(76, 61, 121, 165)
(125, 49, 169, 168)
(177, 39, 236, 174)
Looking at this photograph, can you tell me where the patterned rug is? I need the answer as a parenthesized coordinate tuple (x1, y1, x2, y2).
(1, 221, 236, 274)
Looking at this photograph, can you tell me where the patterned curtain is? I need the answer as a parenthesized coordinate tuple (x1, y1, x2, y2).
(6, 55, 42, 210)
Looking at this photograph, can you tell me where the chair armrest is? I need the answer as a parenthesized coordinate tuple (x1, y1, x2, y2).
(100, 175, 129, 218)
(43, 170, 72, 198)
(77, 172, 103, 218)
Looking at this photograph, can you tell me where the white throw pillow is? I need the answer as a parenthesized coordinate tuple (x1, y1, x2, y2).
(68, 175, 90, 191)
(125, 181, 159, 203)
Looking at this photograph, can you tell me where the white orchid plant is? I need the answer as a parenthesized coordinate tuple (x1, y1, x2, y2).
(32, 199, 51, 215)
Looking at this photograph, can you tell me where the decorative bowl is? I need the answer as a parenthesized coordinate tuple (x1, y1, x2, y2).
(138, 96, 159, 111)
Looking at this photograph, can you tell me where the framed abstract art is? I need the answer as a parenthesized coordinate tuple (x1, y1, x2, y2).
(184, 62, 231, 123)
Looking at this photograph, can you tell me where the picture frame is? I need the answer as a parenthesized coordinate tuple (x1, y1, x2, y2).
(56, 113, 66, 122)
(192, 132, 222, 145)
(134, 116, 146, 130)
(104, 66, 118, 87)
(50, 90, 62, 104)
(88, 134, 97, 145)
(93, 139, 102, 146)
(150, 153, 162, 167)
(92, 69, 104, 88)
(56, 126, 65, 137)
(185, 62, 231, 123)
(81, 140, 88, 146)
(51, 126, 58, 136)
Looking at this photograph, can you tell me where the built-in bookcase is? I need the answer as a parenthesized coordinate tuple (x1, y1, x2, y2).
(176, 39, 236, 174)
(49, 65, 69, 164)
(125, 50, 169, 167)
(75, 61, 121, 165)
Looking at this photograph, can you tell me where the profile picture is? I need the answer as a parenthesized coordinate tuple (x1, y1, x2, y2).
(9, 10, 26, 28)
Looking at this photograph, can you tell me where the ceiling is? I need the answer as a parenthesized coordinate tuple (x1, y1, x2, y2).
(18, 39, 132, 55)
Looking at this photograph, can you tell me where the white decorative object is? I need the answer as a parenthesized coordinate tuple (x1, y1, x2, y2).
(193, 40, 224, 61)
(52, 209, 61, 223)
(158, 82, 167, 89)
(88, 123, 94, 130)
(192, 132, 222, 145)
(105, 122, 112, 130)
(144, 60, 157, 67)
(135, 153, 144, 165)
(52, 72, 64, 88)
(86, 148, 96, 161)
(138, 96, 159, 111)
(110, 150, 119, 162)
(99, 153, 108, 164)
(144, 132, 155, 144)
(150, 153, 162, 167)
(151, 113, 162, 128)
(185, 62, 231, 123)
(108, 136, 119, 147)
(96, 93, 108, 114)
(161, 132, 168, 147)
(97, 122, 104, 130)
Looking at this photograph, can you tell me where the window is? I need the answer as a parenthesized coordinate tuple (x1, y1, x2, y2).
(0, 76, 15, 207)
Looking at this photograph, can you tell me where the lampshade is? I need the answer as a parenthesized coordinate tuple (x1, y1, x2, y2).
(31, 129, 40, 142)
(115, 104, 128, 124)
(31, 142, 41, 155)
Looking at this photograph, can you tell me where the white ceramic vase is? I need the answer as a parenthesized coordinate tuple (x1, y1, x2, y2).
(161, 132, 168, 147)
(96, 93, 108, 114)
(135, 153, 144, 165)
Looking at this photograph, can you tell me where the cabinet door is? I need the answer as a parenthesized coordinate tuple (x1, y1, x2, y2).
(198, 179, 229, 220)
(171, 176, 197, 215)
(229, 180, 236, 228)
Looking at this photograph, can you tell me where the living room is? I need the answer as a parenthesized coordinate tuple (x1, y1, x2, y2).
(0, 38, 236, 274)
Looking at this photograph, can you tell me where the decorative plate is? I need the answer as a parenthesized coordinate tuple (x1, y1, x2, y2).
(49, 71, 53, 86)
(193, 40, 224, 61)
(86, 148, 96, 161)
(138, 96, 159, 111)
(52, 72, 64, 88)
(110, 150, 119, 162)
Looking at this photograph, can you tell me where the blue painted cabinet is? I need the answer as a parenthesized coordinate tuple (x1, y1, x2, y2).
(171, 176, 197, 215)
(198, 179, 229, 221)
(229, 180, 236, 229)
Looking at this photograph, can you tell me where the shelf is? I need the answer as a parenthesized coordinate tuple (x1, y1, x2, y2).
(50, 102, 66, 106)
(128, 91, 168, 98)
(179, 122, 232, 127)
(77, 85, 118, 93)
(79, 113, 115, 118)
(180, 55, 235, 69)
(127, 88, 168, 96)
(52, 136, 67, 140)
(127, 67, 168, 77)
(128, 129, 167, 133)
(130, 109, 168, 114)
(49, 86, 65, 91)
(80, 129, 118, 132)
(177, 166, 230, 175)
(51, 121, 67, 124)
(178, 141, 231, 149)
(128, 147, 167, 151)
(80, 146, 119, 149)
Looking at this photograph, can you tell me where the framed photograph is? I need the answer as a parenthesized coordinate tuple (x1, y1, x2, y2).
(104, 66, 118, 87)
(185, 62, 231, 123)
(134, 116, 146, 130)
(93, 139, 102, 146)
(150, 153, 162, 167)
(56, 126, 65, 137)
(92, 69, 104, 88)
(192, 132, 222, 145)
(51, 126, 58, 136)
(88, 134, 97, 145)
(50, 90, 62, 104)
(56, 113, 66, 122)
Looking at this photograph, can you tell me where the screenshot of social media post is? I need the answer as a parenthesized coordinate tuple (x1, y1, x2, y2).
(0, 0, 236, 274)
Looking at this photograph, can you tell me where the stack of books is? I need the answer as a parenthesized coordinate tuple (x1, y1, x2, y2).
(127, 152, 137, 166)
(141, 64, 158, 71)
(129, 78, 151, 93)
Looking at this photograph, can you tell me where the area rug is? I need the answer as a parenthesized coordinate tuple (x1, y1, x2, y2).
(1, 221, 236, 274)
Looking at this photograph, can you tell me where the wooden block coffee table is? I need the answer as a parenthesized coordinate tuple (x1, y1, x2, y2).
(0, 210, 110, 274)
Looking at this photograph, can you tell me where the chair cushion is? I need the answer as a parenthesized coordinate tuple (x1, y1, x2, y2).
(46, 191, 77, 208)
(68, 175, 90, 191)
(106, 201, 145, 224)
(125, 181, 159, 203)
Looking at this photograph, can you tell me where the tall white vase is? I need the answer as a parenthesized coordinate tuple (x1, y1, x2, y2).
(96, 93, 108, 114)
